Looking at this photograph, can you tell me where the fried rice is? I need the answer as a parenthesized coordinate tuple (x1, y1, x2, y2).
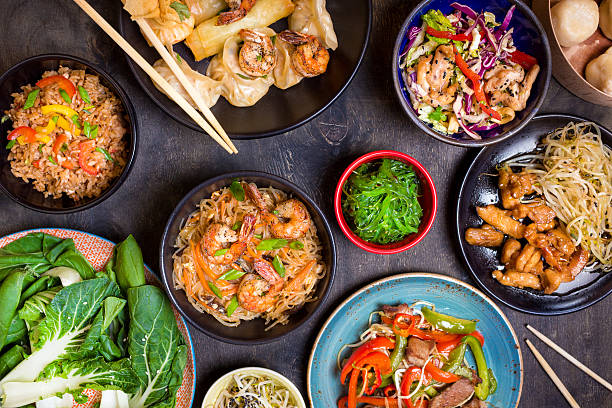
(5, 67, 128, 200)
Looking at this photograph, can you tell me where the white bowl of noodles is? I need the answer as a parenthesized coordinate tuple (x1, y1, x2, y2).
(202, 367, 306, 408)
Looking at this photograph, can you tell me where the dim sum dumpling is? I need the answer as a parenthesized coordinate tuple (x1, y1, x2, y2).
(585, 47, 612, 95)
(207, 28, 276, 106)
(273, 39, 304, 89)
(144, 0, 195, 45)
(601, 0, 612, 40)
(289, 0, 338, 50)
(123, 0, 160, 19)
(185, 0, 227, 25)
(551, 0, 599, 47)
(153, 58, 223, 108)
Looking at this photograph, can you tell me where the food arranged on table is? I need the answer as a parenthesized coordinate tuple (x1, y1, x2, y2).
(337, 302, 495, 408)
(3, 67, 128, 200)
(0, 232, 189, 407)
(399, 3, 540, 140)
(465, 121, 611, 294)
(172, 180, 326, 328)
(122, 0, 337, 108)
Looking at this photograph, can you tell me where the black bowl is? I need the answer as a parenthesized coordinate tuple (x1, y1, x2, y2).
(0, 54, 138, 213)
(118, 1, 371, 139)
(160, 171, 337, 343)
(456, 114, 612, 314)
(392, 0, 551, 147)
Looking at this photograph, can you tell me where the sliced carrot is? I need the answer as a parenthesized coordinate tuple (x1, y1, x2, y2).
(285, 260, 316, 292)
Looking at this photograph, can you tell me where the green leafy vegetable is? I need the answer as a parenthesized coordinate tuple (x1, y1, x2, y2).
(428, 107, 448, 122)
(230, 180, 245, 201)
(4, 317, 27, 348)
(342, 159, 423, 244)
(23, 89, 40, 110)
(0, 345, 27, 379)
(114, 235, 146, 295)
(169, 1, 190, 21)
(78, 86, 91, 104)
(207, 281, 223, 298)
(0, 270, 34, 350)
(96, 147, 114, 162)
(226, 296, 238, 317)
(256, 239, 288, 251)
(272, 255, 285, 277)
(59, 89, 71, 104)
(422, 9, 454, 44)
(289, 241, 304, 250)
(18, 286, 60, 325)
(218, 269, 245, 281)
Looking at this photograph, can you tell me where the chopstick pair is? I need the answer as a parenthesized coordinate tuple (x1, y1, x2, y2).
(525, 325, 612, 408)
(72, 0, 238, 155)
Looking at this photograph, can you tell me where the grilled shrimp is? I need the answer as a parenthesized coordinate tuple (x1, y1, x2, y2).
(237, 259, 283, 313)
(217, 0, 256, 25)
(278, 30, 330, 77)
(238, 29, 277, 77)
(200, 214, 256, 264)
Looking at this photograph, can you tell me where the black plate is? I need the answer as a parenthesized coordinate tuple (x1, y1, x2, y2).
(160, 171, 336, 344)
(0, 54, 138, 213)
(456, 114, 612, 314)
(118, 1, 371, 139)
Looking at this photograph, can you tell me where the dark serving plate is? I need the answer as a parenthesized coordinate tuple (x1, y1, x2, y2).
(457, 114, 612, 314)
(118, 1, 371, 139)
(160, 171, 336, 344)
(392, 0, 551, 147)
(0, 54, 138, 213)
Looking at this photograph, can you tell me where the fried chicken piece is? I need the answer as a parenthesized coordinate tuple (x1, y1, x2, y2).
(514, 244, 542, 274)
(565, 247, 589, 280)
(541, 268, 562, 294)
(498, 166, 537, 210)
(493, 269, 542, 290)
(477, 205, 525, 239)
(501, 239, 522, 264)
(465, 224, 505, 247)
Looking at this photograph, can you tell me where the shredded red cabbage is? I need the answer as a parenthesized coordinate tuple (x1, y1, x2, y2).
(479, 20, 498, 52)
(495, 5, 515, 40)
(450, 2, 478, 19)
(468, 122, 501, 131)
(464, 14, 482, 35)
(400, 26, 423, 57)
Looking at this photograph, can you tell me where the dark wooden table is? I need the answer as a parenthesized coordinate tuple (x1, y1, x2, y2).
(1, 0, 611, 407)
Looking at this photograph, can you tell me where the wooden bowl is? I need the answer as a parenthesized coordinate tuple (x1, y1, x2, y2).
(533, 0, 612, 106)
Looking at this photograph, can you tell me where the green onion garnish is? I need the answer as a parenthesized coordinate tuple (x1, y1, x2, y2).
(38, 144, 44, 153)
(226, 296, 239, 316)
(61, 143, 68, 152)
(78, 86, 91, 104)
(214, 248, 228, 256)
(256, 238, 287, 251)
(48, 156, 58, 165)
(169, 1, 191, 21)
(289, 241, 304, 250)
(230, 180, 245, 201)
(89, 125, 98, 139)
(71, 114, 81, 128)
(176, 53, 182, 64)
(51, 115, 59, 123)
(207, 281, 223, 298)
(272, 255, 285, 277)
(59, 89, 71, 104)
(218, 269, 245, 281)
(254, 234, 263, 239)
(23, 89, 40, 110)
(236, 73, 252, 80)
(95, 147, 114, 162)
(1, 115, 10, 124)
(6, 140, 16, 149)
(232, 221, 242, 231)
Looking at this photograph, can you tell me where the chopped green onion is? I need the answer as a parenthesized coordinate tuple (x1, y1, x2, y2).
(71, 114, 81, 128)
(271, 35, 276, 44)
(169, 1, 191, 21)
(1, 115, 10, 124)
(48, 156, 58, 165)
(78, 86, 91, 104)
(230, 180, 245, 201)
(428, 106, 447, 122)
(95, 147, 114, 162)
(23, 89, 40, 110)
(236, 73, 252, 80)
(6, 140, 15, 149)
(89, 125, 98, 139)
(176, 53, 182, 64)
(272, 255, 285, 277)
(207, 281, 223, 298)
(214, 248, 228, 256)
(289, 241, 304, 250)
(226, 296, 239, 316)
(59, 88, 71, 104)
(38, 144, 44, 153)
(232, 221, 242, 231)
(256, 54, 263, 62)
(51, 115, 59, 123)
(262, 74, 268, 79)
(254, 234, 263, 239)
(256, 238, 287, 251)
(61, 143, 68, 152)
(83, 109, 91, 114)
(218, 269, 245, 281)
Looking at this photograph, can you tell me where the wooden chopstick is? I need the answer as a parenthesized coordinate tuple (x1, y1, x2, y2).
(136, 18, 237, 154)
(72, 0, 235, 154)
(525, 339, 581, 408)
(527, 325, 612, 392)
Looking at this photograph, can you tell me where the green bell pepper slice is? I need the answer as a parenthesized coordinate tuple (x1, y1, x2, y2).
(421, 307, 478, 334)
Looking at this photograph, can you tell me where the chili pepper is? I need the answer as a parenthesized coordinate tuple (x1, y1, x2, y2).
(340, 337, 394, 384)
(421, 307, 477, 334)
(400, 366, 431, 397)
(32, 159, 41, 169)
(61, 160, 76, 170)
(392, 313, 418, 338)
(362, 364, 382, 395)
(383, 384, 396, 398)
(78, 140, 98, 176)
(393, 314, 461, 342)
(41, 104, 78, 118)
(36, 75, 76, 98)
(462, 335, 491, 400)
(7, 126, 36, 142)
(452, 46, 502, 121)
(424, 360, 461, 383)
(406, 397, 429, 408)
(338, 396, 398, 408)
(52, 134, 68, 156)
(426, 26, 472, 41)
(509, 50, 538, 70)
(38, 135, 50, 144)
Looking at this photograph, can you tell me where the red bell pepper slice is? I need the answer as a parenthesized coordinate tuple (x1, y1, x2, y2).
(509, 50, 538, 70)
(400, 366, 431, 397)
(407, 397, 429, 408)
(52, 134, 68, 155)
(32, 159, 41, 169)
(7, 126, 36, 142)
(383, 384, 396, 397)
(347, 367, 360, 408)
(393, 314, 461, 342)
(362, 365, 382, 395)
(61, 160, 76, 170)
(338, 396, 399, 408)
(340, 337, 394, 384)
(78, 140, 98, 176)
(424, 360, 461, 383)
(437, 330, 485, 356)
(426, 26, 473, 41)
(36, 75, 76, 98)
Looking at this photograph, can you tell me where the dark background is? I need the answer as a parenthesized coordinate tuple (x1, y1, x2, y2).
(1, 0, 611, 407)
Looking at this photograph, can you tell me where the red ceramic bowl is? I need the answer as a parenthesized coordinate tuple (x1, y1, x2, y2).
(334, 150, 437, 254)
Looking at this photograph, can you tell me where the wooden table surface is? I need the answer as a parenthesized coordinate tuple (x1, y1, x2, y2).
(1, 0, 611, 407)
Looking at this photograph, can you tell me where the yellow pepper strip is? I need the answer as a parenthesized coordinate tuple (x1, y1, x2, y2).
(40, 105, 78, 118)
(57, 115, 81, 136)
(35, 119, 56, 135)
(37, 135, 51, 144)
(16, 136, 25, 145)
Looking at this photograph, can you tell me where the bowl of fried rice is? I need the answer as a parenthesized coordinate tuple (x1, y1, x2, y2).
(0, 54, 137, 213)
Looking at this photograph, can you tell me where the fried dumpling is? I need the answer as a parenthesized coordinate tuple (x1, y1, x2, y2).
(288, 0, 338, 50)
(207, 28, 275, 106)
(153, 58, 223, 108)
(184, 0, 227, 25)
(146, 0, 195, 45)
(123, 0, 160, 19)
(273, 38, 304, 89)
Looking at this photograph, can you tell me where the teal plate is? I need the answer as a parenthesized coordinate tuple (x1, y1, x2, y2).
(308, 273, 522, 407)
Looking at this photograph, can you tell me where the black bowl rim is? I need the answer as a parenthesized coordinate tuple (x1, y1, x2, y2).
(391, 0, 552, 148)
(456, 113, 612, 315)
(118, 1, 373, 139)
(159, 170, 338, 344)
(0, 53, 138, 214)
